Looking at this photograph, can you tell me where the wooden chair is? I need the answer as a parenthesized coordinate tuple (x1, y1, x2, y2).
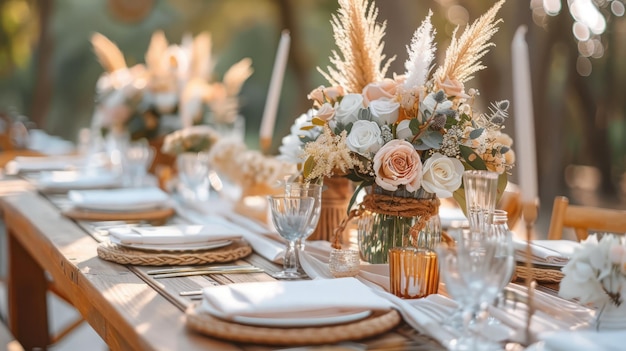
(547, 196, 626, 241)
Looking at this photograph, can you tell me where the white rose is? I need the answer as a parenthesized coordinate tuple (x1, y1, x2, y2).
(277, 134, 305, 164)
(334, 93, 364, 125)
(368, 98, 400, 125)
(559, 260, 607, 305)
(396, 119, 414, 140)
(420, 153, 464, 198)
(346, 120, 383, 156)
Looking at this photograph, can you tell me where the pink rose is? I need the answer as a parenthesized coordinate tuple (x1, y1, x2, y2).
(436, 77, 469, 98)
(315, 103, 335, 121)
(308, 85, 345, 106)
(362, 78, 398, 105)
(373, 139, 422, 192)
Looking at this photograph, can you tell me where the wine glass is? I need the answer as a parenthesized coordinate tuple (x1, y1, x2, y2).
(177, 152, 211, 202)
(436, 225, 514, 350)
(284, 182, 323, 250)
(267, 195, 316, 279)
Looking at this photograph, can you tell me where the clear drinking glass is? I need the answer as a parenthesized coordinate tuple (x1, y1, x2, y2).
(267, 195, 316, 279)
(177, 152, 211, 202)
(284, 182, 323, 250)
(121, 139, 155, 187)
(436, 225, 514, 350)
(463, 170, 499, 231)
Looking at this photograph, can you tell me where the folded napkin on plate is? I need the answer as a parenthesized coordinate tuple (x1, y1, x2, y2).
(6, 155, 86, 173)
(37, 170, 121, 191)
(68, 187, 170, 211)
(108, 224, 242, 245)
(513, 239, 579, 266)
(539, 329, 626, 351)
(199, 278, 394, 320)
(173, 202, 286, 262)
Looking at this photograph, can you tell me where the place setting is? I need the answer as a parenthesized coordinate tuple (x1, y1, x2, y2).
(185, 277, 402, 346)
(61, 186, 176, 223)
(96, 221, 254, 266)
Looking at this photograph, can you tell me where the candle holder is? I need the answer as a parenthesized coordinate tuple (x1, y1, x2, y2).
(522, 199, 539, 345)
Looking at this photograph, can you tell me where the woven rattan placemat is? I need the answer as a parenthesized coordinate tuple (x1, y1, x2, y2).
(97, 239, 252, 266)
(515, 265, 564, 283)
(185, 305, 401, 346)
(63, 206, 175, 223)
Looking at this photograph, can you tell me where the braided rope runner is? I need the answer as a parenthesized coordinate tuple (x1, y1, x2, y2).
(97, 239, 252, 266)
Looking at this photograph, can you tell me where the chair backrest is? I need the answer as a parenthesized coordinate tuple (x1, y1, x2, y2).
(547, 196, 626, 241)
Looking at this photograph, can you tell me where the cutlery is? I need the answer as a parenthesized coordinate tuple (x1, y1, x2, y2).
(151, 267, 264, 279)
(147, 265, 257, 275)
(180, 290, 203, 296)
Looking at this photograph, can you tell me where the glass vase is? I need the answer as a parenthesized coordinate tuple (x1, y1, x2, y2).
(357, 186, 441, 264)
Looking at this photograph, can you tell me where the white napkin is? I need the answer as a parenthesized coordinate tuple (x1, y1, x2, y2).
(37, 170, 121, 191)
(174, 206, 285, 262)
(513, 239, 579, 266)
(539, 329, 626, 351)
(199, 278, 394, 320)
(6, 155, 85, 173)
(68, 187, 170, 211)
(108, 224, 241, 245)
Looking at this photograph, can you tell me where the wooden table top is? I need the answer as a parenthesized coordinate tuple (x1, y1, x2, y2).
(0, 179, 443, 351)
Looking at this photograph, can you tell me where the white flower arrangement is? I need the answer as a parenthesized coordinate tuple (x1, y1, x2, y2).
(208, 138, 296, 189)
(559, 233, 626, 307)
(90, 31, 253, 137)
(160, 125, 220, 155)
(278, 0, 514, 210)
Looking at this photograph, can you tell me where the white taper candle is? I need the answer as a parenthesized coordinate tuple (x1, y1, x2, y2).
(512, 25, 538, 203)
(260, 30, 291, 153)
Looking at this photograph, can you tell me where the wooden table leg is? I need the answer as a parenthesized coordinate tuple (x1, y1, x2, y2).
(7, 228, 50, 350)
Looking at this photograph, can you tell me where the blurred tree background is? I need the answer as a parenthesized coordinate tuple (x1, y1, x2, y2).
(1, 0, 625, 232)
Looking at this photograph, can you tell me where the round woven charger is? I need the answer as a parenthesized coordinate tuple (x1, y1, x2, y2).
(97, 239, 252, 266)
(185, 305, 401, 346)
(515, 266, 564, 283)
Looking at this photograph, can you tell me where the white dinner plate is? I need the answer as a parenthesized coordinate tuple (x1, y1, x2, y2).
(68, 187, 170, 212)
(109, 236, 233, 252)
(231, 309, 372, 327)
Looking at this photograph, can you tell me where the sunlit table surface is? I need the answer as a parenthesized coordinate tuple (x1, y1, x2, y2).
(0, 174, 596, 351)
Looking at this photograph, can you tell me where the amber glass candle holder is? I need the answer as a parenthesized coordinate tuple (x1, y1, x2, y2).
(389, 247, 439, 299)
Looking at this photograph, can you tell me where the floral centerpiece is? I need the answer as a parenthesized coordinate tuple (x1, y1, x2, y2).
(279, 0, 514, 262)
(90, 31, 253, 140)
(559, 233, 626, 330)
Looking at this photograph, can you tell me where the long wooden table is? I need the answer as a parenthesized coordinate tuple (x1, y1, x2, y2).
(1, 179, 442, 351)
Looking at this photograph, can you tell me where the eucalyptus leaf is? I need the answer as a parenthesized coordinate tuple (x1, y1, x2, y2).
(459, 145, 487, 170)
(409, 118, 421, 134)
(302, 157, 315, 179)
(469, 128, 484, 139)
(421, 130, 443, 149)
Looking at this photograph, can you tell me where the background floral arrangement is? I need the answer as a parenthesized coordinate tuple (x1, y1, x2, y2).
(208, 138, 296, 189)
(279, 0, 513, 210)
(160, 125, 220, 155)
(559, 233, 626, 307)
(90, 31, 253, 139)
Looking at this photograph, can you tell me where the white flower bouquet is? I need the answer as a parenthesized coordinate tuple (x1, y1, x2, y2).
(279, 0, 514, 214)
(559, 233, 626, 307)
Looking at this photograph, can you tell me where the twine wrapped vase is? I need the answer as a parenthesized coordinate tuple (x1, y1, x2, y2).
(308, 176, 353, 243)
(357, 185, 441, 264)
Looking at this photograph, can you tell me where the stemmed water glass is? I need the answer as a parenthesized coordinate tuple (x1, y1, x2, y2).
(267, 195, 316, 279)
(436, 224, 514, 350)
(177, 152, 211, 202)
(284, 181, 323, 250)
